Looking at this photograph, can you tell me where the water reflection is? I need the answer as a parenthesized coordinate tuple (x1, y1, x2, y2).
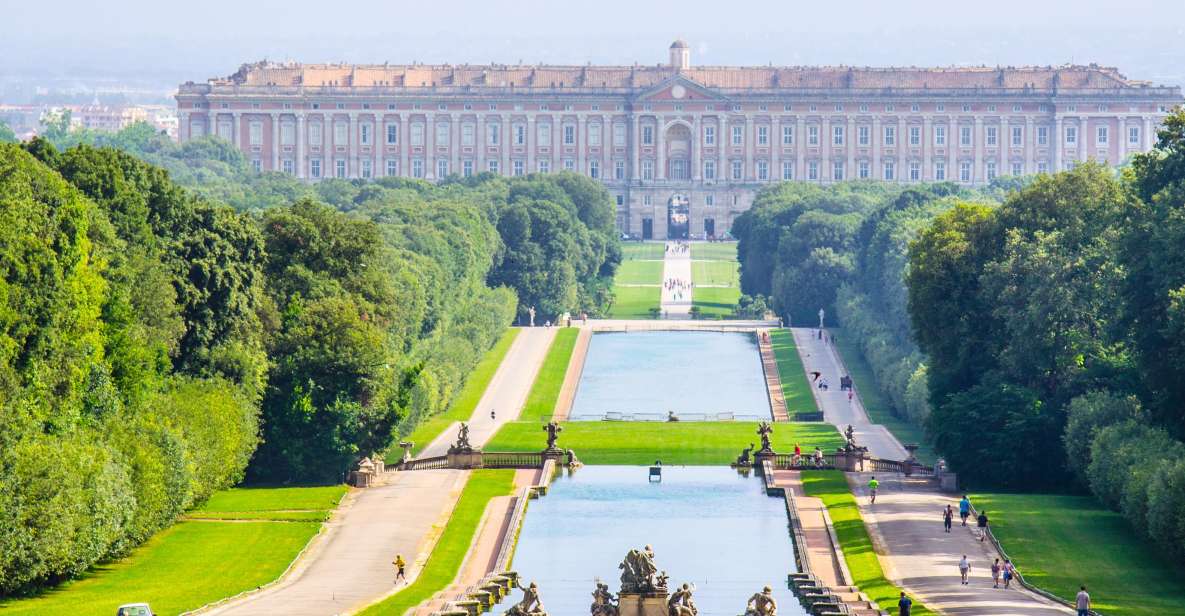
(569, 332, 770, 420)
(498, 466, 805, 616)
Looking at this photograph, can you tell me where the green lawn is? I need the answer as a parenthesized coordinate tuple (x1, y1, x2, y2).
(968, 493, 1185, 616)
(692, 286, 741, 317)
(690, 242, 738, 261)
(620, 242, 667, 260)
(403, 328, 520, 456)
(614, 260, 664, 285)
(690, 260, 739, 287)
(829, 332, 935, 464)
(0, 485, 345, 616)
(360, 470, 517, 615)
(769, 330, 819, 415)
(609, 285, 661, 318)
(519, 328, 579, 422)
(801, 471, 933, 616)
(487, 421, 844, 465)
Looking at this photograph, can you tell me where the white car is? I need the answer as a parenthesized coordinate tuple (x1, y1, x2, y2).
(116, 604, 154, 616)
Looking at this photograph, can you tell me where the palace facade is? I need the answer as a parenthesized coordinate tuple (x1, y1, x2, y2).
(176, 41, 1181, 239)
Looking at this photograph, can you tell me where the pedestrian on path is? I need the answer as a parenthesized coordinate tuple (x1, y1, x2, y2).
(991, 558, 1001, 588)
(943, 505, 954, 533)
(868, 476, 879, 504)
(1076, 585, 1091, 615)
(393, 554, 407, 584)
(1003, 560, 1014, 589)
(490, 409, 496, 421)
(898, 592, 913, 616)
(959, 495, 971, 526)
(976, 509, 990, 542)
(958, 555, 971, 585)
(813, 447, 824, 468)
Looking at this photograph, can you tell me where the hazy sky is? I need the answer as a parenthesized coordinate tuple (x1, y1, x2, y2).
(3, 0, 1185, 88)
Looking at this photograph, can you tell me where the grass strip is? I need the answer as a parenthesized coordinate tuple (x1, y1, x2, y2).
(405, 328, 521, 456)
(518, 328, 579, 422)
(614, 260, 664, 285)
(620, 242, 667, 260)
(359, 470, 517, 615)
(609, 285, 662, 318)
(830, 331, 935, 463)
(690, 260, 739, 287)
(968, 493, 1185, 616)
(769, 330, 819, 415)
(800, 471, 932, 616)
(689, 242, 738, 261)
(195, 485, 347, 513)
(487, 421, 844, 465)
(691, 286, 741, 317)
(185, 510, 330, 522)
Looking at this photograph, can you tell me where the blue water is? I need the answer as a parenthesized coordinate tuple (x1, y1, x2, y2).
(569, 331, 770, 420)
(498, 466, 805, 616)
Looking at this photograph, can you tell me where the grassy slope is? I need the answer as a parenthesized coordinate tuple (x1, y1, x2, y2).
(692, 286, 741, 317)
(0, 486, 346, 616)
(612, 243, 664, 318)
(801, 471, 932, 616)
(614, 260, 664, 285)
(769, 330, 819, 415)
(487, 421, 844, 465)
(359, 470, 516, 616)
(404, 328, 521, 456)
(609, 286, 661, 318)
(690, 243, 741, 317)
(690, 242, 738, 261)
(518, 328, 579, 422)
(829, 331, 935, 464)
(690, 260, 739, 286)
(620, 242, 667, 260)
(969, 493, 1185, 616)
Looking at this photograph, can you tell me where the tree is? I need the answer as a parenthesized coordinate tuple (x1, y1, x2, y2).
(0, 120, 16, 143)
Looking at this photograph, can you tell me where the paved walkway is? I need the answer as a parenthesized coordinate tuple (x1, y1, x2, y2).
(550, 327, 591, 421)
(772, 470, 848, 587)
(757, 329, 790, 421)
(791, 327, 906, 460)
(421, 326, 556, 457)
(849, 474, 1072, 615)
(660, 241, 692, 318)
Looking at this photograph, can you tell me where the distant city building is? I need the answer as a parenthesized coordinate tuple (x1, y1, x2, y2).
(175, 41, 1182, 239)
(74, 104, 149, 132)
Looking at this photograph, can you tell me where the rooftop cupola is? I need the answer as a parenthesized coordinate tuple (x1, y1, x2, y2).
(669, 40, 690, 71)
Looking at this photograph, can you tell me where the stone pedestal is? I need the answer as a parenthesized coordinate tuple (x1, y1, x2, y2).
(448, 449, 483, 469)
(618, 592, 669, 616)
(754, 450, 776, 473)
(938, 471, 959, 493)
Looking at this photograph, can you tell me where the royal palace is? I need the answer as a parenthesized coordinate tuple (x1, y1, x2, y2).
(176, 41, 1181, 239)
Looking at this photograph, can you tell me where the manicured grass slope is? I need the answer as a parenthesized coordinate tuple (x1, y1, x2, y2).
(519, 328, 579, 422)
(690, 242, 738, 261)
(690, 260, 739, 287)
(969, 493, 1185, 616)
(801, 471, 932, 616)
(404, 328, 521, 456)
(609, 285, 661, 318)
(614, 260, 664, 285)
(769, 330, 819, 415)
(487, 421, 844, 465)
(692, 286, 741, 317)
(360, 470, 516, 615)
(829, 332, 935, 464)
(0, 485, 345, 616)
(620, 242, 667, 260)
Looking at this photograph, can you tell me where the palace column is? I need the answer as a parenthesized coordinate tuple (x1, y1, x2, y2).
(500, 113, 510, 175)
(296, 113, 305, 179)
(399, 114, 409, 177)
(633, 116, 642, 180)
(973, 116, 983, 184)
(426, 114, 436, 179)
(527, 115, 537, 173)
(872, 116, 881, 181)
(450, 112, 460, 175)
(795, 116, 805, 180)
(845, 116, 855, 180)
(743, 116, 753, 180)
(477, 114, 486, 172)
(718, 114, 727, 183)
(692, 114, 702, 181)
(1024, 116, 1034, 174)
(577, 115, 587, 175)
(231, 111, 241, 150)
(1054, 116, 1064, 171)
(657, 118, 667, 180)
(922, 115, 932, 181)
(822, 116, 831, 182)
(271, 113, 280, 171)
(348, 113, 359, 178)
(1143, 115, 1153, 151)
(771, 115, 781, 181)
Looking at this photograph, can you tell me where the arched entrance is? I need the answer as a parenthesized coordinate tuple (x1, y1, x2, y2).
(668, 194, 689, 240)
(665, 124, 692, 180)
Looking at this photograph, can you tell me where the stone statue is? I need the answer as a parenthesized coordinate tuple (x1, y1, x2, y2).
(618, 546, 665, 594)
(449, 422, 473, 453)
(757, 421, 774, 453)
(590, 582, 619, 616)
(543, 421, 563, 451)
(844, 424, 856, 449)
(507, 581, 547, 616)
(745, 586, 778, 616)
(736, 443, 755, 466)
(528, 306, 537, 327)
(667, 583, 697, 616)
(818, 308, 825, 329)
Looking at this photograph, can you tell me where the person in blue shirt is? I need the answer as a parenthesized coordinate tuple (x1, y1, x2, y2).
(959, 495, 971, 526)
(898, 591, 913, 616)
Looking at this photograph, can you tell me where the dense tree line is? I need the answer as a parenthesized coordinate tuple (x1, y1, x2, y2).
(1, 127, 618, 591)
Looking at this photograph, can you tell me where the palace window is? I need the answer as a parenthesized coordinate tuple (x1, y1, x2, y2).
(1011, 126, 1023, 147)
(909, 161, 920, 181)
(361, 123, 372, 145)
(1066, 126, 1078, 145)
(335, 159, 347, 178)
(911, 104, 920, 112)
(731, 125, 743, 146)
(1037, 126, 1048, 145)
(387, 124, 399, 144)
(280, 122, 294, 146)
(782, 125, 794, 145)
(615, 160, 626, 179)
(884, 125, 896, 146)
(463, 160, 474, 177)
(538, 123, 552, 144)
(642, 125, 654, 145)
(858, 160, 870, 179)
(513, 160, 525, 176)
(282, 159, 294, 174)
(435, 122, 450, 145)
(808, 160, 819, 181)
(488, 160, 500, 174)
(538, 159, 551, 173)
(564, 124, 576, 145)
(437, 159, 449, 178)
(937, 104, 946, 112)
(859, 104, 869, 113)
(249, 121, 262, 146)
(883, 161, 895, 181)
(461, 123, 475, 146)
(563, 158, 575, 171)
(832, 160, 845, 181)
(834, 104, 844, 112)
(704, 125, 716, 145)
(589, 160, 600, 178)
(704, 160, 716, 180)
(885, 104, 895, 112)
(961, 105, 970, 113)
(589, 123, 602, 146)
(809, 105, 818, 112)
(1129, 126, 1140, 144)
(986, 161, 997, 181)
(758, 125, 769, 146)
(959, 161, 972, 183)
(642, 160, 655, 180)
(310, 158, 321, 178)
(614, 124, 626, 145)
(833, 125, 844, 145)
(808, 125, 819, 146)
(515, 124, 526, 145)
(410, 123, 424, 146)
(706, 194, 715, 206)
(1097, 126, 1109, 145)
(1038, 161, 1049, 174)
(858, 125, 870, 146)
(412, 159, 424, 178)
(909, 126, 920, 146)
(731, 159, 743, 180)
(334, 122, 349, 145)
(361, 159, 372, 179)
(960, 126, 972, 147)
(487, 123, 500, 145)
(986, 126, 997, 146)
(782, 160, 794, 180)
(988, 105, 997, 112)
(935, 126, 947, 146)
(935, 161, 946, 181)
(784, 104, 793, 112)
(1013, 104, 1023, 112)
(1011, 162, 1022, 176)
(757, 160, 769, 181)
(387, 159, 399, 176)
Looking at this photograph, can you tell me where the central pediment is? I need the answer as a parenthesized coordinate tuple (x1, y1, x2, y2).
(634, 75, 727, 103)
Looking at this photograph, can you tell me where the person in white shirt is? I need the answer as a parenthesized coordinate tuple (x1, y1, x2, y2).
(958, 555, 971, 585)
(1076, 585, 1091, 615)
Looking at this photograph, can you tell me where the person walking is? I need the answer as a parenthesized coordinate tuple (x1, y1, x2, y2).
(1002, 559, 1014, 589)
(813, 446, 824, 468)
(793, 443, 802, 466)
(959, 495, 971, 526)
(942, 505, 954, 533)
(868, 476, 879, 504)
(958, 555, 971, 585)
(1076, 585, 1091, 615)
(991, 558, 1001, 588)
(976, 509, 990, 542)
(490, 409, 496, 421)
(393, 554, 407, 583)
(898, 592, 913, 616)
